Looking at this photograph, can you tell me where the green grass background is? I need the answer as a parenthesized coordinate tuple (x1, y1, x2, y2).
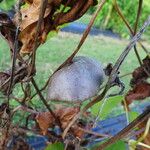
(0, 31, 149, 117)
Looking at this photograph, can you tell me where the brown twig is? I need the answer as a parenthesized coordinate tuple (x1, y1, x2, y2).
(30, 75, 51, 100)
(133, 0, 143, 66)
(31, 77, 63, 131)
(7, 0, 22, 101)
(54, 0, 106, 73)
(12, 105, 37, 114)
(96, 107, 150, 150)
(1, 1, 22, 148)
(120, 72, 132, 78)
(78, 127, 111, 138)
(134, 0, 143, 34)
(29, 0, 48, 76)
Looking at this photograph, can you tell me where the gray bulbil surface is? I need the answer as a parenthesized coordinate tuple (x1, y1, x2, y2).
(47, 56, 105, 101)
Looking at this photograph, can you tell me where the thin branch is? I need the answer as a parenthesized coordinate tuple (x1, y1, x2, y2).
(31, 78, 63, 131)
(96, 107, 150, 150)
(120, 72, 132, 78)
(29, 0, 48, 76)
(114, 0, 143, 67)
(2, 1, 22, 148)
(30, 75, 51, 100)
(7, 0, 22, 102)
(78, 127, 111, 138)
(54, 0, 106, 73)
(134, 0, 143, 34)
(133, 0, 143, 66)
(12, 105, 37, 114)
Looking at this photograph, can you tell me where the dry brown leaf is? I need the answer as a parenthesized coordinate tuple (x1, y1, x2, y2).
(35, 112, 54, 135)
(15, 0, 96, 54)
(35, 107, 80, 135)
(18, 22, 47, 53)
(15, 0, 62, 30)
(20, 5, 51, 31)
(13, 0, 52, 53)
(56, 107, 80, 129)
(125, 82, 150, 106)
(0, 12, 16, 53)
(72, 125, 85, 138)
(131, 56, 150, 86)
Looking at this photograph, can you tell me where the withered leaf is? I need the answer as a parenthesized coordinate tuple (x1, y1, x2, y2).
(35, 107, 80, 135)
(14, 0, 96, 54)
(18, 22, 47, 53)
(14, 0, 51, 30)
(36, 112, 54, 135)
(0, 12, 16, 52)
(56, 107, 80, 129)
(131, 56, 150, 86)
(125, 82, 150, 106)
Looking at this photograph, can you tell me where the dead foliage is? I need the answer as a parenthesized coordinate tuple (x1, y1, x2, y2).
(124, 56, 150, 108)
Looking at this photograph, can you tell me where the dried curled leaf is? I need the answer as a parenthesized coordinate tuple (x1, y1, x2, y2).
(18, 22, 47, 53)
(124, 56, 150, 108)
(36, 112, 55, 135)
(56, 107, 80, 129)
(17, 1, 52, 30)
(35, 107, 80, 136)
(125, 82, 150, 106)
(131, 56, 150, 86)
(12, 0, 97, 54)
(0, 12, 16, 53)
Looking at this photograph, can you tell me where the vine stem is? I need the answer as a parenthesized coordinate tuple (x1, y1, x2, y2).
(31, 78, 63, 131)
(2, 0, 22, 148)
(29, 0, 48, 76)
(7, 0, 22, 103)
(97, 107, 150, 149)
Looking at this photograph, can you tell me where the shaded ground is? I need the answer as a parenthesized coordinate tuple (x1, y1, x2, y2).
(61, 22, 120, 38)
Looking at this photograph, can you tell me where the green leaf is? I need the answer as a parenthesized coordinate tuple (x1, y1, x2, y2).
(105, 140, 126, 150)
(47, 31, 58, 40)
(128, 111, 139, 122)
(91, 95, 123, 120)
(0, 0, 16, 10)
(45, 142, 64, 150)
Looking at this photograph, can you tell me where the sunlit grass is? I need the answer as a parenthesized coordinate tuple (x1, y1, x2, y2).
(0, 31, 149, 116)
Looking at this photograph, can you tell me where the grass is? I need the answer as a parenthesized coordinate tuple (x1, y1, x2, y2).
(0, 31, 149, 116)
